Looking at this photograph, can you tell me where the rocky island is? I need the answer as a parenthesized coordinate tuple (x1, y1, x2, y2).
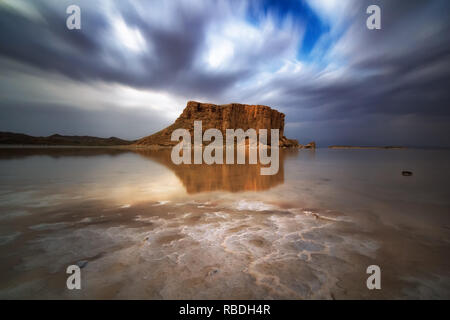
(135, 101, 313, 149)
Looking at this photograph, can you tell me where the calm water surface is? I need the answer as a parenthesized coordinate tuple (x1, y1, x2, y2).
(0, 147, 449, 299)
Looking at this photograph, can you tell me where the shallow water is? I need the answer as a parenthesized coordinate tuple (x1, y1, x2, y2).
(0, 147, 449, 299)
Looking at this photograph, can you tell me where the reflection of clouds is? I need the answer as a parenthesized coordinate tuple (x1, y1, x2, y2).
(0, 148, 186, 207)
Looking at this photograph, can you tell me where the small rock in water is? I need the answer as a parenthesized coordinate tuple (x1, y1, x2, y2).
(208, 269, 219, 277)
(402, 171, 413, 176)
(76, 260, 88, 269)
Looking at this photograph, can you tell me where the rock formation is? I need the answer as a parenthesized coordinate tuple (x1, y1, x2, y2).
(135, 101, 300, 148)
(299, 141, 316, 149)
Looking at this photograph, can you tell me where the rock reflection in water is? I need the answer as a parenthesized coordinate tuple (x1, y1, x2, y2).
(135, 149, 298, 194)
(0, 147, 297, 194)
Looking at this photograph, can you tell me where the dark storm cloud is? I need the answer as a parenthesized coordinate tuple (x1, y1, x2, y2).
(0, 0, 247, 97)
(244, 0, 450, 146)
(0, 0, 450, 146)
(0, 1, 107, 81)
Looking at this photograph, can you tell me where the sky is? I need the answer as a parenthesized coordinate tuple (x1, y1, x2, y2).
(0, 0, 449, 146)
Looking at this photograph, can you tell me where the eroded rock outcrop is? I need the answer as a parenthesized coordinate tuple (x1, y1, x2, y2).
(300, 141, 316, 149)
(135, 101, 300, 148)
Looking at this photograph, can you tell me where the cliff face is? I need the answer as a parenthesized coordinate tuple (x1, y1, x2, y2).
(135, 101, 299, 147)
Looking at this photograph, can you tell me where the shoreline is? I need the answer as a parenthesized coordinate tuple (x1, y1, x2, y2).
(328, 146, 407, 150)
(1, 144, 449, 151)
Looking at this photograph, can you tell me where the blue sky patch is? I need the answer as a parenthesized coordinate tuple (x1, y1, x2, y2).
(246, 0, 330, 61)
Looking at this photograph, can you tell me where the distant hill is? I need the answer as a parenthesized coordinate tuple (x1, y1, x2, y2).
(328, 145, 406, 149)
(0, 132, 134, 146)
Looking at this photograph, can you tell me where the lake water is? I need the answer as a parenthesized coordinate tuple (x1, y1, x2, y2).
(0, 147, 449, 299)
